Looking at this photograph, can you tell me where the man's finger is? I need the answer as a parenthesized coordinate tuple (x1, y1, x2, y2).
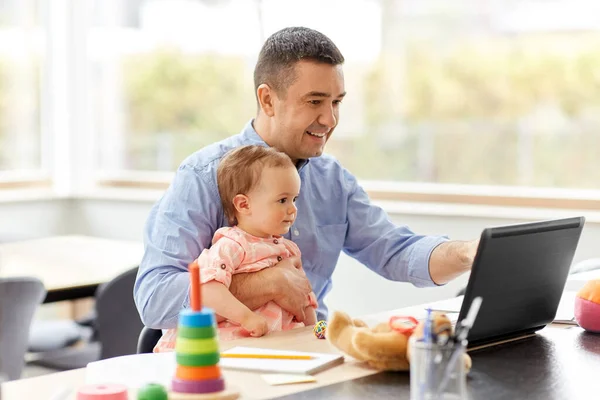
(294, 307, 306, 323)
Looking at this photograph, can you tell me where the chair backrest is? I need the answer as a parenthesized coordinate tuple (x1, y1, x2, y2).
(137, 326, 163, 354)
(95, 267, 144, 360)
(0, 277, 46, 381)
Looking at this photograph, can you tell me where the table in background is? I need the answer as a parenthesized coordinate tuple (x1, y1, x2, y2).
(0, 235, 143, 303)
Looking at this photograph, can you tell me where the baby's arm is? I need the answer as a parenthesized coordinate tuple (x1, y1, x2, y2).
(202, 281, 268, 337)
(197, 236, 268, 337)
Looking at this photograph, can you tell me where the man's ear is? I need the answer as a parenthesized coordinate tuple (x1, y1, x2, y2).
(257, 83, 276, 117)
(233, 194, 251, 217)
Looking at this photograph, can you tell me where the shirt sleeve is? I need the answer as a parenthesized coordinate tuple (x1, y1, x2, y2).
(341, 168, 448, 287)
(198, 237, 245, 288)
(134, 163, 222, 329)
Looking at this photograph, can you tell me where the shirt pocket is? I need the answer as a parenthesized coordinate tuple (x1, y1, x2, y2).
(311, 223, 348, 278)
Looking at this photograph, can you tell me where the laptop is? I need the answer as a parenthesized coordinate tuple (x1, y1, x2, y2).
(456, 216, 585, 348)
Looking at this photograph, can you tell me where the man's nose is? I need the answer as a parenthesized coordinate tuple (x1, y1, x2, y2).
(318, 105, 337, 128)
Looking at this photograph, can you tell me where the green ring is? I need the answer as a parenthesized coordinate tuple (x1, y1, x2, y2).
(175, 337, 219, 354)
(176, 352, 220, 367)
(177, 325, 216, 339)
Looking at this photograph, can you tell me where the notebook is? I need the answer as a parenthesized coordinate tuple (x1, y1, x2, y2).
(220, 346, 344, 375)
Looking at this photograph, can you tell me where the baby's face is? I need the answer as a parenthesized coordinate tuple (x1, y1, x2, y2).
(244, 165, 301, 238)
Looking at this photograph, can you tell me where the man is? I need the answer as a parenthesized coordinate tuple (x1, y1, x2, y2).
(134, 26, 477, 329)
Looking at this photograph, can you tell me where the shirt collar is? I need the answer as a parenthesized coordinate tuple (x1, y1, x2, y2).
(241, 119, 310, 172)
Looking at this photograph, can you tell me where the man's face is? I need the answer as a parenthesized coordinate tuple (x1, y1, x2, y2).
(271, 60, 345, 161)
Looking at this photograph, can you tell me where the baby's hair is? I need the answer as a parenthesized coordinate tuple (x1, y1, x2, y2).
(217, 145, 295, 225)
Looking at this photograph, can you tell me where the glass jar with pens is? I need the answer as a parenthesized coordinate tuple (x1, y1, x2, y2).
(409, 297, 482, 400)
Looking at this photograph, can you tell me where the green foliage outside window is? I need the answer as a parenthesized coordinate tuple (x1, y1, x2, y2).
(121, 36, 600, 189)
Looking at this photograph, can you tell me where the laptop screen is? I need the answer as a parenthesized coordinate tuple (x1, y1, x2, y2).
(457, 217, 585, 347)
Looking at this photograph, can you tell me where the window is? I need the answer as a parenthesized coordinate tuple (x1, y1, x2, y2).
(88, 0, 600, 196)
(0, 0, 45, 177)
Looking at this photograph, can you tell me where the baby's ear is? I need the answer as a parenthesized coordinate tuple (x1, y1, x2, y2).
(232, 194, 250, 216)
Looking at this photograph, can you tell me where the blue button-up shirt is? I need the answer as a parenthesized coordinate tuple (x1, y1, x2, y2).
(134, 120, 447, 328)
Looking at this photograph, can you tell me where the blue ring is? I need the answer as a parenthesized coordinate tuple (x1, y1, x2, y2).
(179, 308, 216, 328)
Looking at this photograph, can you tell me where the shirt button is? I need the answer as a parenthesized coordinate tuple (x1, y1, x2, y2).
(294, 229, 300, 236)
(277, 256, 283, 262)
(273, 239, 279, 244)
(220, 264, 226, 270)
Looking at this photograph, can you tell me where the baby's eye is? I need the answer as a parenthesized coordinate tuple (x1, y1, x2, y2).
(293, 196, 298, 203)
(278, 198, 287, 204)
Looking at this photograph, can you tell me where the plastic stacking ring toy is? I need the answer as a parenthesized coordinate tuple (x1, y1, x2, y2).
(175, 338, 219, 354)
(177, 325, 217, 339)
(176, 352, 220, 367)
(176, 365, 222, 381)
(169, 260, 240, 400)
(172, 377, 225, 394)
(179, 309, 216, 328)
(76, 383, 128, 400)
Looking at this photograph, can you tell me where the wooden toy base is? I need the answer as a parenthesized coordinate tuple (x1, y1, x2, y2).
(168, 386, 240, 400)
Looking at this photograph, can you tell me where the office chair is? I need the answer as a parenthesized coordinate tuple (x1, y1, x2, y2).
(28, 267, 144, 369)
(137, 326, 163, 354)
(95, 267, 144, 359)
(0, 277, 46, 381)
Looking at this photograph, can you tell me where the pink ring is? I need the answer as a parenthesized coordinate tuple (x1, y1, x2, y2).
(171, 377, 225, 394)
(76, 384, 128, 400)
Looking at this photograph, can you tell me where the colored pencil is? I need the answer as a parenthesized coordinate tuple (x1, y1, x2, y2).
(220, 353, 313, 360)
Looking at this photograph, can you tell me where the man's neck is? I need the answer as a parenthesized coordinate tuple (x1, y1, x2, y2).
(252, 115, 301, 165)
(252, 114, 274, 148)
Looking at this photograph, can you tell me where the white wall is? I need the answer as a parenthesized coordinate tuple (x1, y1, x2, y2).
(1, 197, 599, 318)
(0, 198, 71, 241)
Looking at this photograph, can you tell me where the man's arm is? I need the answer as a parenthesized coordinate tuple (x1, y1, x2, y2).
(134, 164, 221, 329)
(340, 167, 475, 287)
(428, 240, 478, 285)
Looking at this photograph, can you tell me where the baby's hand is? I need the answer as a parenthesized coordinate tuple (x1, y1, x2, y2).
(241, 313, 269, 337)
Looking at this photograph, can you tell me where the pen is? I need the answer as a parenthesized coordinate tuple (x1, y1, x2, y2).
(220, 353, 313, 360)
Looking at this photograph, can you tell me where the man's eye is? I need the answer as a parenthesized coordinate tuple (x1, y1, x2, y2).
(310, 100, 321, 105)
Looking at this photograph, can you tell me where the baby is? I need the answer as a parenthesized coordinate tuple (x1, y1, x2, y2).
(154, 145, 317, 351)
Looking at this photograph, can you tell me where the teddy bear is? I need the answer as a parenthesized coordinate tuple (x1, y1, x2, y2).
(326, 310, 472, 372)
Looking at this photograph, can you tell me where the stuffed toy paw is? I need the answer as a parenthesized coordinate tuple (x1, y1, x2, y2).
(327, 310, 472, 372)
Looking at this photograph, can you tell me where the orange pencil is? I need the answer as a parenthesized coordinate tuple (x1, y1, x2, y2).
(220, 353, 313, 360)
(189, 260, 201, 311)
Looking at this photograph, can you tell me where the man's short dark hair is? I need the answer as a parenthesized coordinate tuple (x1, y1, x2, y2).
(254, 27, 345, 99)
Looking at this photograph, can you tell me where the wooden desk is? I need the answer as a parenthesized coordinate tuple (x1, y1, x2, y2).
(276, 327, 600, 400)
(2, 304, 600, 399)
(0, 235, 143, 303)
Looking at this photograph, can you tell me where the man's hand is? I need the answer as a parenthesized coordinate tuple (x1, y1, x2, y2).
(429, 239, 479, 285)
(271, 256, 313, 323)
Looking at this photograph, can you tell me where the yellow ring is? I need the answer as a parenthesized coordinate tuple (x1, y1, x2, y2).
(175, 337, 219, 355)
